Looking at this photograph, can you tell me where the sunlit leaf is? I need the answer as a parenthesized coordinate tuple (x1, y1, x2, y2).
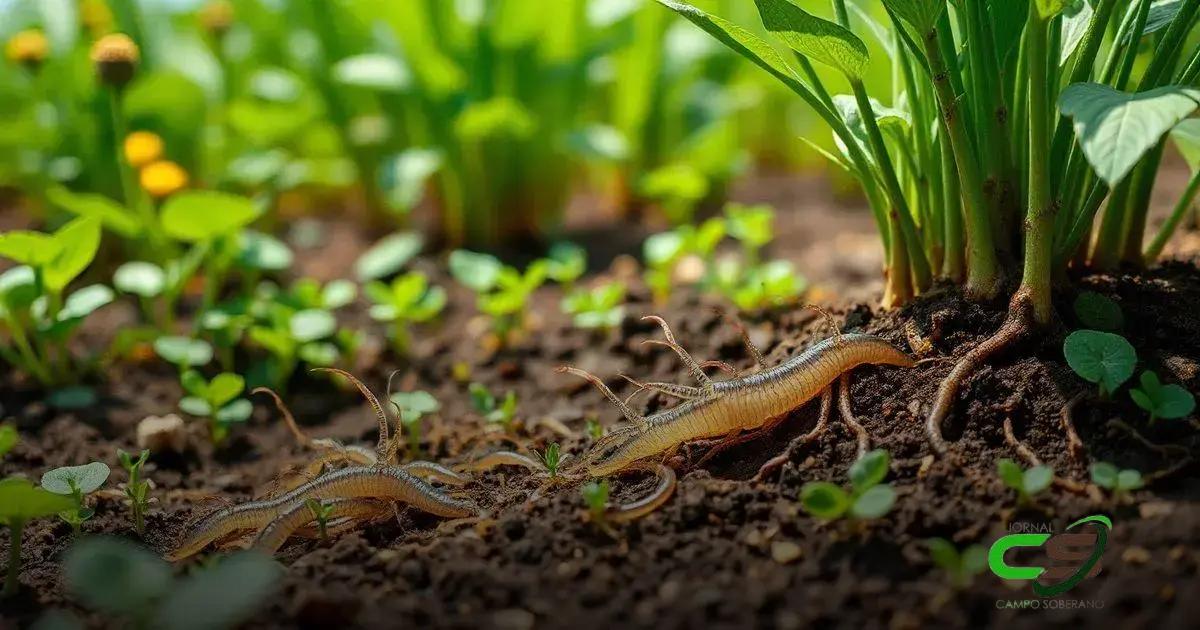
(753, 0, 869, 78)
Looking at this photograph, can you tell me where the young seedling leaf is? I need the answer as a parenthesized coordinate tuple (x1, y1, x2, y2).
(800, 481, 850, 519)
(390, 390, 440, 424)
(207, 373, 246, 408)
(160, 192, 261, 242)
(180, 397, 213, 417)
(850, 484, 896, 519)
(237, 231, 293, 272)
(449, 250, 504, 292)
(0, 477, 77, 522)
(289, 309, 336, 342)
(56, 285, 115, 322)
(152, 552, 282, 630)
(849, 449, 890, 491)
(752, 0, 869, 78)
(1063, 330, 1137, 393)
(45, 217, 102, 293)
(1116, 469, 1144, 491)
(996, 458, 1024, 490)
(41, 462, 110, 495)
(1058, 83, 1200, 186)
(1130, 370, 1196, 421)
(1089, 461, 1119, 488)
(332, 53, 411, 92)
(64, 537, 172, 618)
(1023, 466, 1054, 495)
(215, 399, 253, 425)
(46, 186, 141, 238)
(355, 232, 424, 281)
(114, 262, 166, 298)
(1072, 291, 1123, 331)
(927, 538, 960, 570)
(154, 336, 213, 367)
(0, 231, 59, 267)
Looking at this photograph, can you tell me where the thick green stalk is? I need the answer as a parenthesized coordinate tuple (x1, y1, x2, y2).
(1092, 178, 1132, 268)
(940, 135, 964, 281)
(923, 29, 1000, 298)
(1120, 142, 1168, 263)
(1144, 169, 1200, 260)
(1020, 7, 1055, 325)
(1137, 0, 1200, 89)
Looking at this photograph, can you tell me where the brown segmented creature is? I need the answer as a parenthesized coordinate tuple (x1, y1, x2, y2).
(253, 498, 390, 554)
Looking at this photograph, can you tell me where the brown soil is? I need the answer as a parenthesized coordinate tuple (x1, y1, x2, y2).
(2, 173, 1200, 629)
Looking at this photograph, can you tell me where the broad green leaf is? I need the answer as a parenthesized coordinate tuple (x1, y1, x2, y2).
(996, 458, 1024, 489)
(290, 309, 336, 342)
(800, 481, 850, 519)
(114, 262, 166, 298)
(237, 231, 293, 272)
(1023, 466, 1054, 494)
(850, 484, 896, 519)
(753, 0, 869, 78)
(153, 552, 282, 630)
(208, 373, 245, 408)
(41, 462, 110, 495)
(1124, 0, 1186, 44)
(332, 54, 411, 92)
(46, 187, 141, 238)
(1171, 119, 1200, 172)
(0, 231, 58, 268)
(154, 336, 214, 367)
(849, 449, 890, 491)
(1089, 461, 1118, 488)
(64, 537, 172, 618)
(449, 250, 503, 292)
(1072, 291, 1123, 331)
(160, 192, 261, 242)
(390, 390, 441, 424)
(180, 370, 208, 398)
(0, 477, 77, 522)
(831, 94, 910, 168)
(880, 0, 947, 31)
(1063, 330, 1137, 392)
(1060, 0, 1094, 65)
(1058, 83, 1200, 186)
(57, 285, 114, 321)
(355, 232, 424, 281)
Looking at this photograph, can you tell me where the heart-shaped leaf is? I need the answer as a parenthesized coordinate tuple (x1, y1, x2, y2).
(1063, 330, 1137, 393)
(41, 462, 110, 495)
(849, 484, 896, 519)
(161, 191, 261, 242)
(753, 0, 869, 78)
(1058, 83, 1200, 186)
(1072, 291, 1123, 331)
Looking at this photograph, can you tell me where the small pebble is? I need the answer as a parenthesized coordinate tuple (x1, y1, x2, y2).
(1122, 546, 1151, 565)
(771, 541, 802, 564)
(136, 414, 187, 453)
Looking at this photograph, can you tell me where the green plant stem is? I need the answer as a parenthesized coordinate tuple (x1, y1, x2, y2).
(4, 520, 23, 597)
(1137, 0, 1200, 90)
(1144, 169, 1200, 260)
(1051, 0, 1120, 192)
(922, 27, 1000, 299)
(1020, 6, 1056, 325)
(1120, 142, 1167, 264)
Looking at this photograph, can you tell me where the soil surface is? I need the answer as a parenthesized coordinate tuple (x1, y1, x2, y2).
(2, 171, 1200, 630)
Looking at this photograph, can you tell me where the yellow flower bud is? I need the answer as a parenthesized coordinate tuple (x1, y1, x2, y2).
(140, 160, 188, 198)
(80, 0, 115, 36)
(90, 33, 139, 88)
(199, 0, 235, 36)
(124, 131, 164, 168)
(5, 30, 48, 70)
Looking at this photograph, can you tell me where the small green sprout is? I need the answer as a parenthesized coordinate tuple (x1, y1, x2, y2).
(1090, 462, 1144, 500)
(64, 536, 281, 629)
(800, 449, 896, 521)
(154, 336, 214, 374)
(1129, 371, 1196, 425)
(354, 232, 424, 282)
(305, 498, 335, 543)
(117, 449, 152, 536)
(365, 272, 446, 355)
(469, 383, 517, 432)
(1, 477, 75, 596)
(926, 538, 988, 588)
(724, 202, 775, 264)
(389, 390, 441, 456)
(1072, 291, 1123, 331)
(639, 162, 709, 224)
(561, 281, 626, 331)
(536, 443, 561, 478)
(581, 479, 610, 524)
(247, 299, 359, 390)
(450, 250, 548, 342)
(717, 258, 807, 311)
(1063, 330, 1137, 396)
(585, 418, 603, 440)
(179, 371, 252, 444)
(642, 230, 686, 305)
(996, 458, 1054, 506)
(40, 462, 111, 535)
(0, 423, 16, 459)
(546, 242, 586, 291)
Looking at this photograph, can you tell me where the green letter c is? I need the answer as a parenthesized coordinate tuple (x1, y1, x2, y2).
(988, 533, 1051, 580)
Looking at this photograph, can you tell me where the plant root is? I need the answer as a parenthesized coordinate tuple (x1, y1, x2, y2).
(925, 307, 1030, 455)
(1002, 418, 1042, 467)
(1106, 419, 1189, 457)
(607, 463, 677, 523)
(752, 386, 834, 483)
(1059, 392, 1087, 462)
(838, 374, 869, 459)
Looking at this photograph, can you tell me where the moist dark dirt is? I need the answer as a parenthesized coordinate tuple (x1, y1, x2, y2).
(2, 175, 1200, 629)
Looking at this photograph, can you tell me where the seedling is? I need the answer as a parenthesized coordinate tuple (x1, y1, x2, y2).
(469, 383, 518, 432)
(585, 418, 603, 440)
(639, 163, 709, 224)
(800, 449, 896, 521)
(41, 462, 111, 535)
(64, 536, 280, 629)
(1090, 462, 1144, 501)
(247, 300, 360, 391)
(536, 443, 562, 479)
(179, 371, 253, 444)
(1073, 292, 1123, 331)
(546, 242, 587, 292)
(450, 250, 548, 342)
(716, 258, 807, 312)
(389, 390, 441, 456)
(1129, 370, 1196, 424)
(996, 459, 1054, 506)
(1063, 330, 1137, 396)
(641, 220, 726, 304)
(117, 449, 152, 536)
(724, 203, 775, 264)
(305, 499, 335, 543)
(926, 538, 988, 588)
(581, 479, 610, 525)
(366, 272, 446, 355)
(353, 232, 424, 282)
(153, 336, 214, 375)
(0, 423, 16, 459)
(0, 477, 75, 596)
(561, 281, 627, 331)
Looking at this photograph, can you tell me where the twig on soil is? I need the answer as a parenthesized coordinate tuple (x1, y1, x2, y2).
(1059, 392, 1087, 462)
(1107, 419, 1189, 457)
(1002, 418, 1042, 467)
(838, 374, 869, 460)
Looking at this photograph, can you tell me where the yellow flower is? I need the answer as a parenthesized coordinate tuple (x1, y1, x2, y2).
(80, 0, 114, 36)
(140, 160, 188, 198)
(90, 33, 139, 88)
(5, 30, 48, 69)
(124, 131, 164, 168)
(199, 0, 235, 36)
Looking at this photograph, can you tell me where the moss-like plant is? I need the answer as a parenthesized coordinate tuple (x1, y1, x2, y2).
(581, 479, 610, 525)
(536, 443, 562, 479)
(1, 477, 76, 596)
(40, 462, 111, 535)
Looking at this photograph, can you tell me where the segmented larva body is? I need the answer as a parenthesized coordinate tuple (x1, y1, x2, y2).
(253, 498, 389, 553)
(587, 334, 913, 476)
(168, 466, 476, 560)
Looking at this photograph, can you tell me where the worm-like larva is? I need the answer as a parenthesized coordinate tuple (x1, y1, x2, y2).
(402, 461, 472, 486)
(570, 332, 914, 477)
(253, 498, 389, 553)
(169, 466, 476, 560)
(464, 451, 543, 473)
(607, 463, 676, 523)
